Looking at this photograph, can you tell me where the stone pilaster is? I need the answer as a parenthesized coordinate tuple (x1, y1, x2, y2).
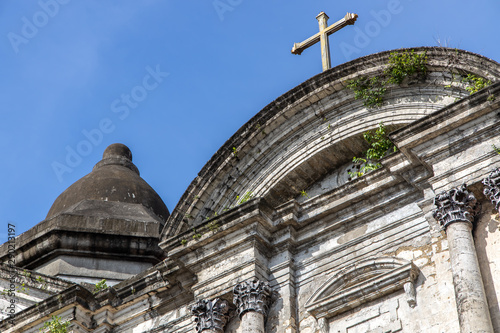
(433, 184, 493, 333)
(233, 278, 272, 333)
(483, 167, 500, 213)
(191, 298, 230, 333)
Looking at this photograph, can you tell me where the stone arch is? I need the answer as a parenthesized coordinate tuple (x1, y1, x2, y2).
(161, 47, 500, 242)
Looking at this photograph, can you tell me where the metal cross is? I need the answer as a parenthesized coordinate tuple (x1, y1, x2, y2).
(292, 12, 358, 72)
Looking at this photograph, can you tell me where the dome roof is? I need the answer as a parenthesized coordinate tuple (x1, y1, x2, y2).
(46, 143, 169, 221)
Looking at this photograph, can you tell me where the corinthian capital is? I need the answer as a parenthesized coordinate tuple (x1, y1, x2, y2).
(483, 168, 500, 212)
(433, 184, 480, 229)
(191, 298, 230, 333)
(233, 278, 272, 318)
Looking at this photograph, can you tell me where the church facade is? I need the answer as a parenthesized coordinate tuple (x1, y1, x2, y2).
(1, 47, 500, 332)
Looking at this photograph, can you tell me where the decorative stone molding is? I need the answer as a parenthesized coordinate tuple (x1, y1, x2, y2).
(433, 184, 480, 229)
(483, 168, 500, 212)
(404, 281, 417, 308)
(305, 257, 419, 319)
(191, 298, 230, 333)
(233, 278, 272, 318)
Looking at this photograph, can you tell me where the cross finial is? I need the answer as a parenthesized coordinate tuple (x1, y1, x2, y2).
(292, 12, 358, 72)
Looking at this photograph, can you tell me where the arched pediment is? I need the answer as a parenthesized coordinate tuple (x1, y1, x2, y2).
(161, 47, 500, 242)
(305, 257, 419, 319)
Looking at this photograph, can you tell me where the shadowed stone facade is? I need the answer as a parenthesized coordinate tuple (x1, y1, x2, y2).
(1, 47, 500, 332)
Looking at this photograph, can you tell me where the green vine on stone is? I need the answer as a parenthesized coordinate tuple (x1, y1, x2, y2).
(385, 49, 428, 85)
(347, 50, 428, 108)
(364, 123, 396, 160)
(493, 144, 500, 155)
(39, 316, 70, 333)
(462, 74, 491, 95)
(348, 123, 397, 180)
(347, 76, 387, 108)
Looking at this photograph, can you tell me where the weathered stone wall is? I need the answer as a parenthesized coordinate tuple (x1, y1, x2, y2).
(292, 201, 459, 333)
(3, 48, 500, 333)
(127, 304, 192, 333)
(396, 236, 460, 332)
(158, 49, 500, 333)
(390, 81, 500, 332)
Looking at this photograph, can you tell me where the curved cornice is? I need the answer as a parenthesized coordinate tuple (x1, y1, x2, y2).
(162, 47, 500, 242)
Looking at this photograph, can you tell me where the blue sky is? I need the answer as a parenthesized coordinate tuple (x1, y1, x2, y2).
(1, 0, 499, 242)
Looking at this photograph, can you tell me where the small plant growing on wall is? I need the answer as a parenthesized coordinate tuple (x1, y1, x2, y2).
(93, 279, 108, 294)
(384, 49, 428, 85)
(16, 282, 29, 295)
(347, 50, 428, 108)
(192, 228, 202, 240)
(348, 123, 397, 180)
(462, 74, 491, 95)
(347, 76, 387, 108)
(39, 316, 69, 333)
(236, 192, 253, 205)
(207, 221, 220, 232)
(493, 144, 500, 155)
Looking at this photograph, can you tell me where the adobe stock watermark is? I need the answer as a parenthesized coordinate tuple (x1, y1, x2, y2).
(7, 0, 71, 54)
(51, 65, 169, 182)
(5, 223, 17, 325)
(339, 0, 411, 60)
(213, 0, 243, 21)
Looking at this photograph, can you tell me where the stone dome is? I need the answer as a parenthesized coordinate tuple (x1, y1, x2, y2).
(46, 143, 169, 221)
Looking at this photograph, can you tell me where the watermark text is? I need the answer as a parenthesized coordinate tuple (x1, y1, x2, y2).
(339, 0, 408, 60)
(213, 0, 243, 21)
(5, 223, 17, 325)
(51, 65, 169, 182)
(7, 0, 71, 54)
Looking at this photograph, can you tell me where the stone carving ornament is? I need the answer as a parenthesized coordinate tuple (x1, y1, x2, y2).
(433, 184, 480, 229)
(191, 298, 230, 333)
(233, 278, 272, 318)
(483, 167, 500, 212)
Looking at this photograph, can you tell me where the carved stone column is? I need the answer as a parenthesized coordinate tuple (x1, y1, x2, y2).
(483, 167, 500, 213)
(233, 278, 272, 333)
(191, 298, 230, 333)
(433, 184, 493, 333)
